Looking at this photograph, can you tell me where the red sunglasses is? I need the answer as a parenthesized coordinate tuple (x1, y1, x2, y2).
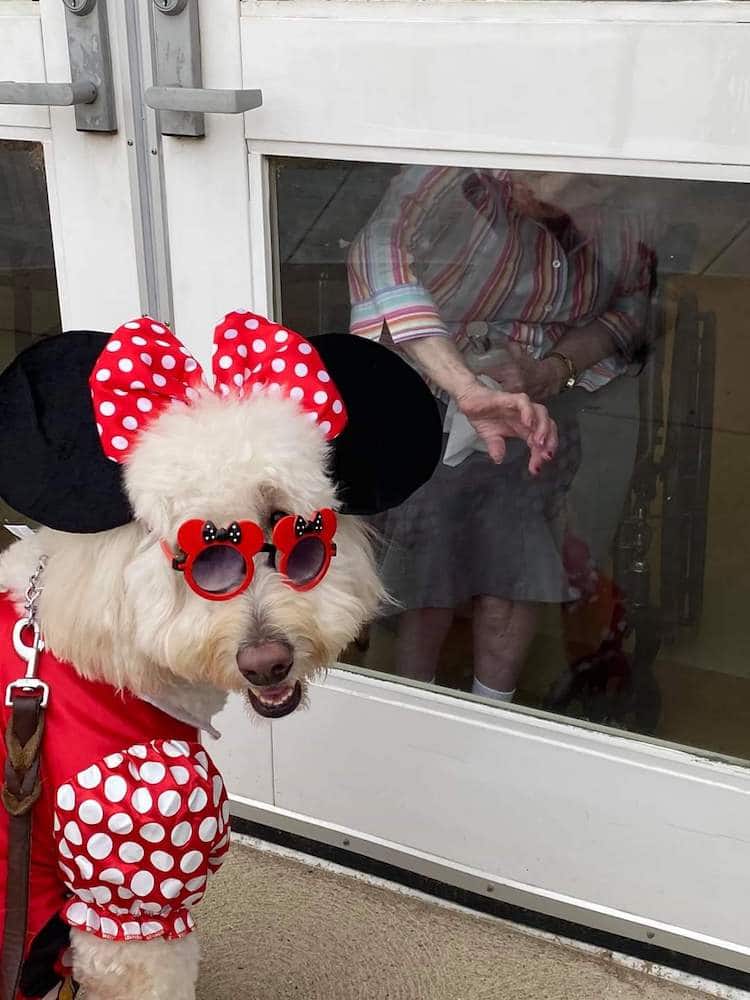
(161, 509, 337, 601)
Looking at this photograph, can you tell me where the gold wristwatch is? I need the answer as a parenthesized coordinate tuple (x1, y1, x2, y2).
(546, 351, 578, 391)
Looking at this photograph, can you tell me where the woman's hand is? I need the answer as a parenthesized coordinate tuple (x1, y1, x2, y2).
(456, 380, 558, 474)
(489, 342, 566, 401)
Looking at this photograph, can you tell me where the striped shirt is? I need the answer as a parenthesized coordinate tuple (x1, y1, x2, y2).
(347, 167, 654, 393)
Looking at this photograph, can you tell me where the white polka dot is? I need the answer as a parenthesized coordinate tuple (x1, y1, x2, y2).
(320, 421, 332, 434)
(298, 343, 313, 355)
(59, 839, 73, 859)
(114, 389, 127, 397)
(160, 878, 183, 899)
(124, 322, 141, 330)
(233, 372, 244, 387)
(142, 902, 163, 915)
(313, 390, 328, 405)
(123, 416, 138, 431)
(151, 851, 175, 873)
(104, 775, 128, 803)
(78, 765, 102, 790)
(237, 344, 248, 358)
(290, 387, 304, 402)
(219, 384, 230, 396)
(180, 851, 204, 875)
(75, 855, 94, 879)
(153, 373, 167, 388)
(138, 762, 165, 786)
(76, 888, 95, 904)
(151, 324, 166, 334)
(224, 329, 238, 340)
(194, 751, 208, 770)
(161, 355, 176, 370)
(79, 800, 104, 825)
(305, 411, 318, 423)
(111, 436, 129, 451)
(99, 401, 116, 417)
(132, 336, 147, 346)
(110, 905, 129, 916)
(186, 387, 199, 401)
(117, 887, 134, 900)
(186, 875, 206, 893)
(271, 358, 286, 373)
(163, 740, 189, 758)
(155, 339, 171, 347)
(141, 920, 164, 937)
(100, 916, 119, 937)
(104, 753, 124, 768)
(184, 891, 205, 908)
(132, 788, 153, 814)
(96, 423, 103, 435)
(128, 744, 147, 759)
(65, 821, 82, 846)
(222, 801, 230, 825)
(130, 380, 146, 390)
(137, 398, 153, 413)
(188, 788, 207, 813)
(332, 400, 343, 414)
(194, 765, 208, 782)
(171, 821, 192, 847)
(88, 833, 113, 860)
(219, 355, 233, 370)
(54, 813, 61, 832)
(174, 916, 186, 934)
(122, 920, 141, 937)
(108, 813, 133, 836)
(131, 871, 154, 897)
(67, 902, 87, 926)
(140, 353, 152, 366)
(158, 791, 181, 818)
(57, 785, 75, 811)
(274, 330, 289, 343)
(59, 863, 75, 882)
(187, 912, 195, 929)
(169, 766, 190, 786)
(269, 383, 281, 394)
(140, 823, 166, 843)
(212, 775, 223, 807)
(199, 817, 218, 842)
(184, 358, 198, 372)
(100, 868, 125, 886)
(106, 340, 122, 352)
(128, 762, 142, 781)
(96, 369, 111, 382)
(294, 363, 308, 378)
(252, 339, 266, 353)
(86, 910, 101, 932)
(245, 318, 260, 330)
(317, 371, 331, 383)
(119, 842, 144, 864)
(118, 358, 134, 373)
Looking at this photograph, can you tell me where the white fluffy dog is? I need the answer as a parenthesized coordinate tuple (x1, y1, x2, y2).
(0, 312, 440, 1000)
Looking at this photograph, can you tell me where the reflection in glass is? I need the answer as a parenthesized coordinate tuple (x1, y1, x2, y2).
(0, 140, 62, 550)
(273, 157, 750, 761)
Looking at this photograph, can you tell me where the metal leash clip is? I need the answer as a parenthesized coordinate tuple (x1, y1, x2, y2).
(5, 557, 49, 708)
(6, 619, 48, 708)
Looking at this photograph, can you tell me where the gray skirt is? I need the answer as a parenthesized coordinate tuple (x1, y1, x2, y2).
(372, 392, 583, 609)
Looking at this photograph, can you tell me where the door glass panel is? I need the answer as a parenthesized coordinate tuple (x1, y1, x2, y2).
(0, 139, 61, 550)
(272, 156, 750, 761)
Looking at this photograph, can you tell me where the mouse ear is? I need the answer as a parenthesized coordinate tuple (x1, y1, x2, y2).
(314, 334, 442, 515)
(0, 332, 133, 533)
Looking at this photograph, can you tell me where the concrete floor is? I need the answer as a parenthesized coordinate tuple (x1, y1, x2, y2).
(197, 841, 715, 1000)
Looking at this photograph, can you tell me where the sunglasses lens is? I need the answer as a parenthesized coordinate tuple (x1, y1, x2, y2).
(285, 537, 327, 586)
(192, 545, 247, 595)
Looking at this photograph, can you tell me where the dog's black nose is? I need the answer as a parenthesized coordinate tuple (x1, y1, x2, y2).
(237, 641, 293, 687)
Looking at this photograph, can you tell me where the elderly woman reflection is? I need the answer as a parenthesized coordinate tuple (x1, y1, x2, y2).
(347, 167, 654, 702)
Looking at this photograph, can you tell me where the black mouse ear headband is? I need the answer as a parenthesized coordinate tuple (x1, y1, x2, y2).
(0, 312, 442, 533)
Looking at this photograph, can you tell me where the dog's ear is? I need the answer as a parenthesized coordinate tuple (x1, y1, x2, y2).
(314, 334, 442, 515)
(0, 332, 133, 533)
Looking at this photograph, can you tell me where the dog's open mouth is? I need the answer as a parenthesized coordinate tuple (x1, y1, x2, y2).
(247, 681, 302, 719)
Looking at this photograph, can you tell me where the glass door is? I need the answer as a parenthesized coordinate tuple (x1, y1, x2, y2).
(200, 0, 750, 974)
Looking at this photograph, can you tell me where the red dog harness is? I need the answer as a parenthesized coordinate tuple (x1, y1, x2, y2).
(0, 595, 228, 999)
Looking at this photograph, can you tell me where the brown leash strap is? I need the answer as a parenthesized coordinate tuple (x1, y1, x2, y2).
(1, 691, 46, 1000)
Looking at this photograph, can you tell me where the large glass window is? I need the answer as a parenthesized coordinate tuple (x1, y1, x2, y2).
(0, 139, 61, 550)
(272, 157, 750, 761)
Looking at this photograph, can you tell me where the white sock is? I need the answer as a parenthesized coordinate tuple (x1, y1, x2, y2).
(472, 677, 516, 703)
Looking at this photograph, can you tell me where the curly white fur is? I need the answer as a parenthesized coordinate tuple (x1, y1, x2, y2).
(0, 391, 384, 998)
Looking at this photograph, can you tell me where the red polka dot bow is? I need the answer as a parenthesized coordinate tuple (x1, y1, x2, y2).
(90, 311, 348, 462)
